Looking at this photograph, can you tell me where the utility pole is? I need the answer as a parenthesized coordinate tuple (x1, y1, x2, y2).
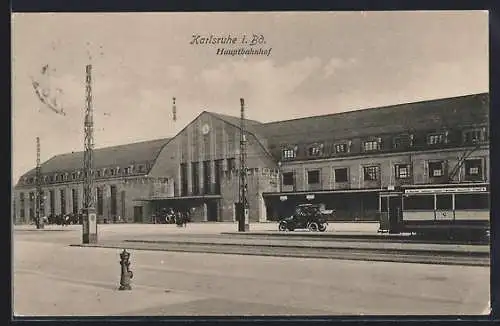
(238, 98, 249, 232)
(82, 64, 97, 244)
(35, 137, 44, 229)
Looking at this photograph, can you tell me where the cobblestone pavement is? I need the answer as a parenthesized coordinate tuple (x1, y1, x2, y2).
(13, 228, 490, 316)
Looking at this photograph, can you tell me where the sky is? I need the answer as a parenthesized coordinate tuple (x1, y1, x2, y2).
(11, 11, 488, 185)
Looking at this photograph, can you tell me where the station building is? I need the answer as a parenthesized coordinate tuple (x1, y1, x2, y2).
(13, 92, 489, 224)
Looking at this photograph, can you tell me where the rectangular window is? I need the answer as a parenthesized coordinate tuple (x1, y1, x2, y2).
(97, 187, 104, 215)
(335, 143, 347, 153)
(465, 159, 482, 178)
(395, 164, 410, 179)
(363, 140, 380, 152)
(203, 161, 211, 194)
(363, 166, 379, 181)
(71, 173, 77, 180)
(214, 159, 223, 194)
(72, 189, 78, 214)
(307, 170, 320, 184)
(227, 158, 236, 172)
(428, 161, 444, 178)
(49, 190, 55, 216)
(96, 170, 102, 177)
(282, 172, 294, 186)
(308, 144, 323, 156)
(282, 148, 296, 159)
(393, 134, 413, 149)
(463, 129, 484, 144)
(455, 193, 489, 210)
(191, 162, 199, 195)
(60, 189, 66, 215)
(20, 193, 25, 218)
(404, 195, 435, 210)
(180, 163, 188, 196)
(110, 185, 117, 216)
(436, 195, 452, 210)
(334, 168, 348, 183)
(428, 133, 445, 145)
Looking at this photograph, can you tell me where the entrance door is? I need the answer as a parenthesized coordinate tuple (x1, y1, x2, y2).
(388, 196, 402, 232)
(207, 201, 218, 222)
(133, 206, 143, 223)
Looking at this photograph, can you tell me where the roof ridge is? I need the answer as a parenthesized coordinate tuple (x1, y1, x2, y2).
(206, 111, 263, 125)
(260, 92, 488, 126)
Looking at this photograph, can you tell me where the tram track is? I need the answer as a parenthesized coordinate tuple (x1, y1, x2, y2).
(73, 238, 490, 267)
(219, 231, 490, 245)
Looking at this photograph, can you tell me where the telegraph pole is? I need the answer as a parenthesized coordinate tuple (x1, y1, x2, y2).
(82, 64, 97, 244)
(35, 137, 44, 229)
(238, 98, 249, 232)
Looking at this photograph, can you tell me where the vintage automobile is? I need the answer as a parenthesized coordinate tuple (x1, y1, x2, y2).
(278, 204, 331, 232)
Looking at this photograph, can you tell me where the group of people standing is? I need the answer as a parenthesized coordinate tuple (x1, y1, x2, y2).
(153, 208, 192, 227)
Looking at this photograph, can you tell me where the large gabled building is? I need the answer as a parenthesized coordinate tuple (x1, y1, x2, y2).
(13, 92, 489, 224)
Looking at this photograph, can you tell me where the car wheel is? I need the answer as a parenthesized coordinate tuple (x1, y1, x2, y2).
(278, 222, 287, 232)
(308, 222, 319, 232)
(318, 223, 327, 232)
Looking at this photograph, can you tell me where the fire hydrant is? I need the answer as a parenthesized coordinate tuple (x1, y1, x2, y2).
(118, 249, 133, 291)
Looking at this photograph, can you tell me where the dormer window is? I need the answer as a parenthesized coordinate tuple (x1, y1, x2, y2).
(393, 134, 414, 149)
(71, 172, 77, 180)
(282, 146, 297, 160)
(428, 132, 446, 145)
(463, 128, 486, 145)
(308, 143, 323, 157)
(363, 138, 381, 152)
(334, 143, 347, 153)
(110, 168, 116, 176)
(96, 170, 102, 178)
(138, 165, 145, 173)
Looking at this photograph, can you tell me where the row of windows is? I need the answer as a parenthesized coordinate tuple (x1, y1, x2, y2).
(403, 193, 489, 210)
(22, 164, 148, 185)
(281, 159, 484, 186)
(282, 128, 487, 160)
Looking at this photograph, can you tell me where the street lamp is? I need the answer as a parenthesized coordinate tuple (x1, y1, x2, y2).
(277, 161, 282, 192)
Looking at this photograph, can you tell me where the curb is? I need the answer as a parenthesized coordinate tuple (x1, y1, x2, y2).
(121, 239, 489, 257)
(69, 243, 490, 267)
(220, 232, 489, 246)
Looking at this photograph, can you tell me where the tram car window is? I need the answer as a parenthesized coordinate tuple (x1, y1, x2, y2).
(455, 193, 489, 210)
(403, 195, 434, 210)
(436, 195, 453, 210)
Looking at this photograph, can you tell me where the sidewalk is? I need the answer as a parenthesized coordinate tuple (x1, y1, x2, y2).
(13, 221, 380, 235)
(13, 269, 203, 316)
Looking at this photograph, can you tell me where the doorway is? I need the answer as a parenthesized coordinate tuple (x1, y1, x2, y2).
(133, 206, 143, 223)
(388, 196, 402, 232)
(207, 201, 218, 222)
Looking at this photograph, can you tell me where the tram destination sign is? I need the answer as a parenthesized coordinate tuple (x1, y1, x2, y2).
(404, 187, 487, 194)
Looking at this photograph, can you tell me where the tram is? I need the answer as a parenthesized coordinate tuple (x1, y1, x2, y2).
(379, 183, 490, 239)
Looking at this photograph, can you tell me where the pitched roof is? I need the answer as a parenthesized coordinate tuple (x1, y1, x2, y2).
(20, 138, 172, 180)
(252, 93, 489, 146)
(207, 111, 276, 161)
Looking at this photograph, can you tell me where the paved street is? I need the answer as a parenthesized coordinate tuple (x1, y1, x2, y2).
(13, 224, 490, 316)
